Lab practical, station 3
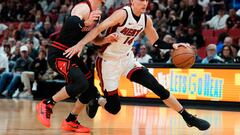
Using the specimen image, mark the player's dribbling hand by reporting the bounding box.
[63,44,84,59]
[105,33,119,43]
[173,43,190,49]
[85,9,102,26]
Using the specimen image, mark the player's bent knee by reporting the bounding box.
[104,94,121,115]
[78,84,98,104]
[105,102,121,115]
[66,79,89,97]
[78,91,90,104]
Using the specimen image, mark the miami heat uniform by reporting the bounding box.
[96,6,146,94]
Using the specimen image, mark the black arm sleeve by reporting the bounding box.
[153,39,174,49]
[64,16,85,30]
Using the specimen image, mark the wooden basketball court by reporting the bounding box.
[0,99,240,135]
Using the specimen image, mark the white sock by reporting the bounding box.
[98,97,107,107]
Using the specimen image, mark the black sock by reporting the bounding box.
[44,98,56,105]
[179,108,192,120]
[66,113,78,122]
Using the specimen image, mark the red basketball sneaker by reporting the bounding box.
[36,100,53,128]
[61,119,90,133]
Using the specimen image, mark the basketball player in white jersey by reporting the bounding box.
[64,0,210,131]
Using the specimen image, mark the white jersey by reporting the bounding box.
[100,6,146,60]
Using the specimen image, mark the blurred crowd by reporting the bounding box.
[0,0,240,99]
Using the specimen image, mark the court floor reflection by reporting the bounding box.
[0,99,239,135]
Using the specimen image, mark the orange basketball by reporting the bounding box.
[172,46,195,68]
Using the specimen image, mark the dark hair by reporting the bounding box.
[3,43,10,47]
[221,45,233,57]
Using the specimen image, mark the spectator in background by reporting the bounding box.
[35,13,44,31]
[3,43,12,60]
[154,34,176,63]
[198,0,210,10]
[177,0,187,23]
[15,2,24,21]
[8,37,16,54]
[49,8,58,24]
[134,32,148,54]
[149,47,165,63]
[223,36,238,57]
[136,45,152,64]
[40,0,55,15]
[153,10,167,30]
[226,8,240,29]
[202,3,212,22]
[0,52,9,75]
[26,41,39,60]
[166,10,180,35]
[0,40,7,53]
[15,22,26,40]
[2,42,17,72]
[164,0,177,18]
[157,0,166,11]
[0,45,33,97]
[186,0,204,28]
[166,49,174,63]
[202,44,223,64]
[181,25,204,48]
[18,50,48,98]
[220,45,235,63]
[132,46,137,57]
[57,5,68,24]
[0,1,16,21]
[40,21,55,39]
[191,44,202,63]
[10,44,21,62]
[23,30,40,50]
[148,1,159,18]
[174,27,184,43]
[0,23,8,36]
[210,1,224,16]
[203,6,229,29]
[40,38,49,52]
[216,32,229,53]
[236,9,240,16]
[3,23,15,39]
[237,38,240,57]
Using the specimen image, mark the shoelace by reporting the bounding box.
[190,114,197,120]
[45,105,53,118]
[72,120,81,128]
[185,114,197,126]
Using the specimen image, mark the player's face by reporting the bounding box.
[131,0,148,13]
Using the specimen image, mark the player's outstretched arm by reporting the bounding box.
[92,33,119,46]
[144,16,189,49]
[64,9,126,58]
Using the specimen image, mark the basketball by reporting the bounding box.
[172,46,195,68]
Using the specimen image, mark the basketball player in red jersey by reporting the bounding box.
[64,0,210,131]
[35,0,118,133]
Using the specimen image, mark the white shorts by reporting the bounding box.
[96,52,143,93]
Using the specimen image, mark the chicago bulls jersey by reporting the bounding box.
[100,6,146,60]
